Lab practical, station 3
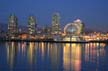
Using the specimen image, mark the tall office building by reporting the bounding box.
[28,16,37,36]
[52,13,61,34]
[8,14,18,38]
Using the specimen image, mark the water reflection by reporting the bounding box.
[6,42,18,69]
[1,42,108,71]
[82,43,107,71]
[63,43,82,71]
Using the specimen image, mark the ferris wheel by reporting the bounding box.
[64,22,82,35]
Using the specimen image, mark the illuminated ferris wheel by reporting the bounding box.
[64,19,84,35]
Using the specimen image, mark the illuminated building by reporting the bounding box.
[8,14,18,38]
[63,19,84,41]
[73,19,84,34]
[64,19,84,35]
[52,13,61,34]
[28,16,37,37]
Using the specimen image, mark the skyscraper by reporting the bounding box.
[52,13,61,34]
[8,14,18,38]
[28,16,37,37]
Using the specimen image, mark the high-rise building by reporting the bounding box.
[28,16,37,36]
[8,14,18,38]
[52,13,61,34]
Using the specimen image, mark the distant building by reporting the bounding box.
[0,25,1,35]
[63,19,85,41]
[64,19,84,36]
[42,26,51,35]
[28,16,37,37]
[73,19,85,34]
[52,13,61,34]
[8,14,18,38]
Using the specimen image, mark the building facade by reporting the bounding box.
[8,14,18,39]
[63,19,84,41]
[28,16,37,37]
[52,13,61,34]
[64,19,84,36]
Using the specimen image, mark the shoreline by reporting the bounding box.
[0,39,108,43]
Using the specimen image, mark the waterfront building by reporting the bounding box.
[73,19,84,34]
[28,16,37,38]
[52,13,61,35]
[8,14,18,39]
[63,19,84,41]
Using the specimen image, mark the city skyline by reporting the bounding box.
[0,0,108,32]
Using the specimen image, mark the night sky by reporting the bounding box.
[0,0,108,31]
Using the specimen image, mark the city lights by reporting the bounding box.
[0,13,108,42]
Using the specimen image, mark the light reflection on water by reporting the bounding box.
[0,42,108,71]
[63,43,82,71]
